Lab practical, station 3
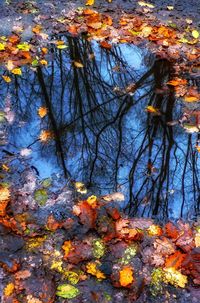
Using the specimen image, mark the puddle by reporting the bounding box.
[0,36,200,220]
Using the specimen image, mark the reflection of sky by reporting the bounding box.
[0,38,199,220]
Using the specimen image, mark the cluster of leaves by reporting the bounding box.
[0,182,200,302]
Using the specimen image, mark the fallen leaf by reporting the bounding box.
[192,30,199,39]
[119,266,134,287]
[86,0,95,5]
[56,284,80,299]
[11,68,22,76]
[165,251,186,269]
[74,61,84,68]
[138,1,154,8]
[145,105,161,115]
[4,282,15,297]
[2,75,11,82]
[86,261,106,279]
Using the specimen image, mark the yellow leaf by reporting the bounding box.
[74,182,87,194]
[195,232,200,247]
[138,1,154,8]
[86,0,95,5]
[167,6,174,10]
[119,266,134,287]
[196,146,200,153]
[17,43,30,51]
[192,30,199,39]
[38,107,47,118]
[11,68,22,76]
[86,261,106,279]
[87,195,97,207]
[2,75,11,83]
[145,105,160,115]
[57,45,68,50]
[184,96,199,102]
[4,283,15,296]
[2,164,9,172]
[164,268,187,288]
[74,61,84,68]
[147,224,162,236]
[0,42,6,51]
[40,59,48,65]
[0,186,10,202]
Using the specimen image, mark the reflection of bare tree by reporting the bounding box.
[1,36,200,220]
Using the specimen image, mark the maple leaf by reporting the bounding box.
[153,237,175,255]
[119,266,134,287]
[73,201,97,229]
[165,222,179,239]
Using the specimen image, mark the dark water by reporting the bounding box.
[0,36,200,220]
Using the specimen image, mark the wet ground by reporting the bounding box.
[0,2,200,303]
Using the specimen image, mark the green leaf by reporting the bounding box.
[34,189,48,206]
[41,178,52,188]
[0,111,6,123]
[56,284,80,299]
[32,59,39,67]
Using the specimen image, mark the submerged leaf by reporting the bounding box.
[34,189,48,206]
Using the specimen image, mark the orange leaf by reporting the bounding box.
[32,24,42,34]
[165,222,179,239]
[62,240,72,258]
[119,266,134,287]
[100,41,112,49]
[167,78,187,86]
[38,107,47,118]
[184,96,199,102]
[165,251,186,269]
